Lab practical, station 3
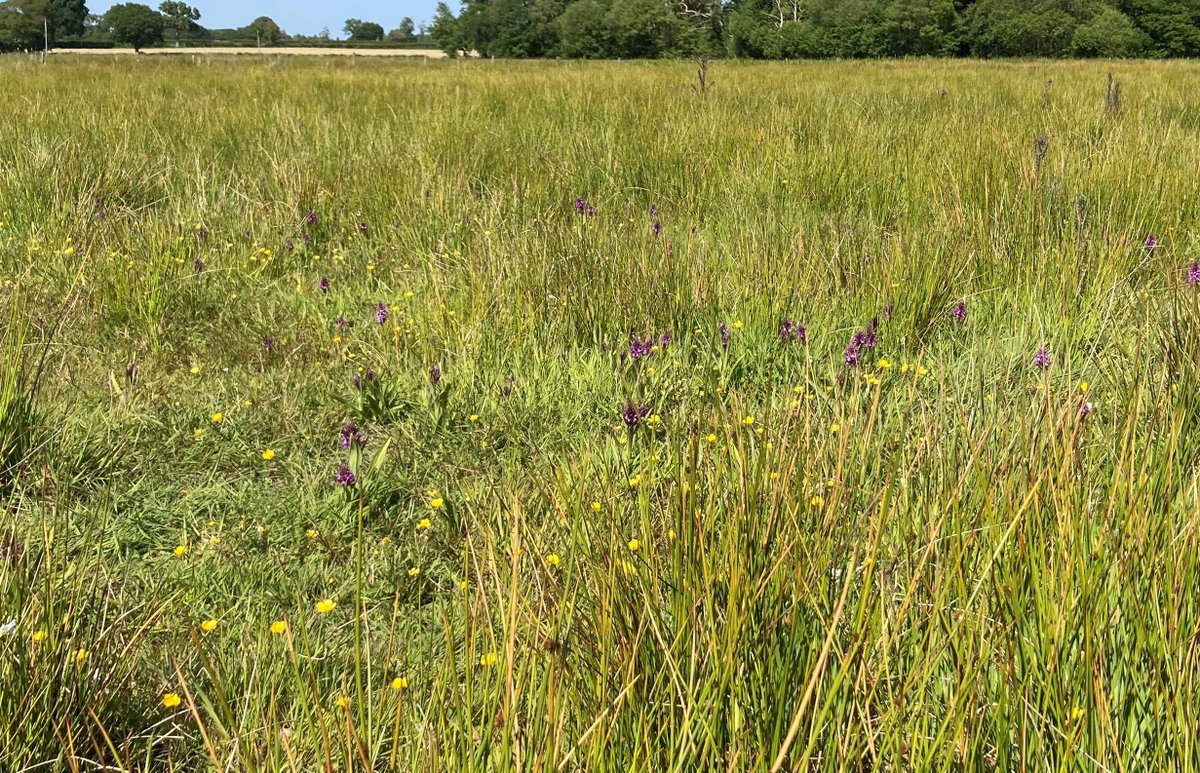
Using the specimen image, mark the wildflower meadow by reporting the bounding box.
[3,55,1200,770]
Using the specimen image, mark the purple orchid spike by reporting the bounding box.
[334,464,356,487]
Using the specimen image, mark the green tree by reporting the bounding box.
[102,1,162,51]
[555,0,609,56]
[244,15,283,44]
[604,0,687,57]
[1118,0,1200,56]
[1071,4,1148,55]
[429,1,465,54]
[343,18,385,40]
[964,0,1088,56]
[879,0,961,55]
[0,0,88,50]
[158,0,198,45]
[387,16,416,41]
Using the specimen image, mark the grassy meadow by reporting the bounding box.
[3,54,1200,770]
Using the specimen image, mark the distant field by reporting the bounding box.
[2,56,1200,771]
[53,46,450,57]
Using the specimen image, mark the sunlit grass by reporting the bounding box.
[1,54,1200,770]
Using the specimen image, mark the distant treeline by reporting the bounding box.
[429,0,1200,58]
[0,1,430,52]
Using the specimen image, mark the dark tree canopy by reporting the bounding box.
[343,18,385,40]
[429,0,1199,57]
[0,0,88,50]
[102,1,162,51]
[244,15,284,43]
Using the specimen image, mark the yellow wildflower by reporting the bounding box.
[161,693,181,709]
[391,676,407,690]
[261,449,275,461]
[269,620,287,635]
[200,619,218,633]
[315,599,336,614]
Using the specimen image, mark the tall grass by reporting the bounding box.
[1,54,1200,770]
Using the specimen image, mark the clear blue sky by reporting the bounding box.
[90,0,442,37]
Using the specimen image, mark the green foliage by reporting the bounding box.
[387,16,416,42]
[429,1,465,54]
[556,0,610,57]
[434,0,1199,58]
[604,0,688,57]
[1071,4,1148,55]
[0,0,87,50]
[1118,0,1200,56]
[158,0,199,45]
[101,1,162,51]
[243,14,284,44]
[343,17,385,41]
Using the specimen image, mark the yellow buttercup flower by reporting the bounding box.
[591,501,601,512]
[200,619,218,633]
[546,553,561,566]
[335,695,349,708]
[391,676,407,690]
[210,412,223,424]
[705,433,717,443]
[810,495,824,507]
[1079,381,1089,394]
[627,475,641,488]
[479,652,498,667]
[627,539,640,552]
[305,529,317,540]
[161,693,181,709]
[408,567,420,577]
[315,599,336,614]
[829,423,840,433]
[173,545,187,557]
[269,620,287,635]
[193,427,205,439]
[261,449,275,460]
[742,416,755,427]
[31,630,46,643]
[429,497,444,509]
[416,518,431,530]
[1070,706,1085,721]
